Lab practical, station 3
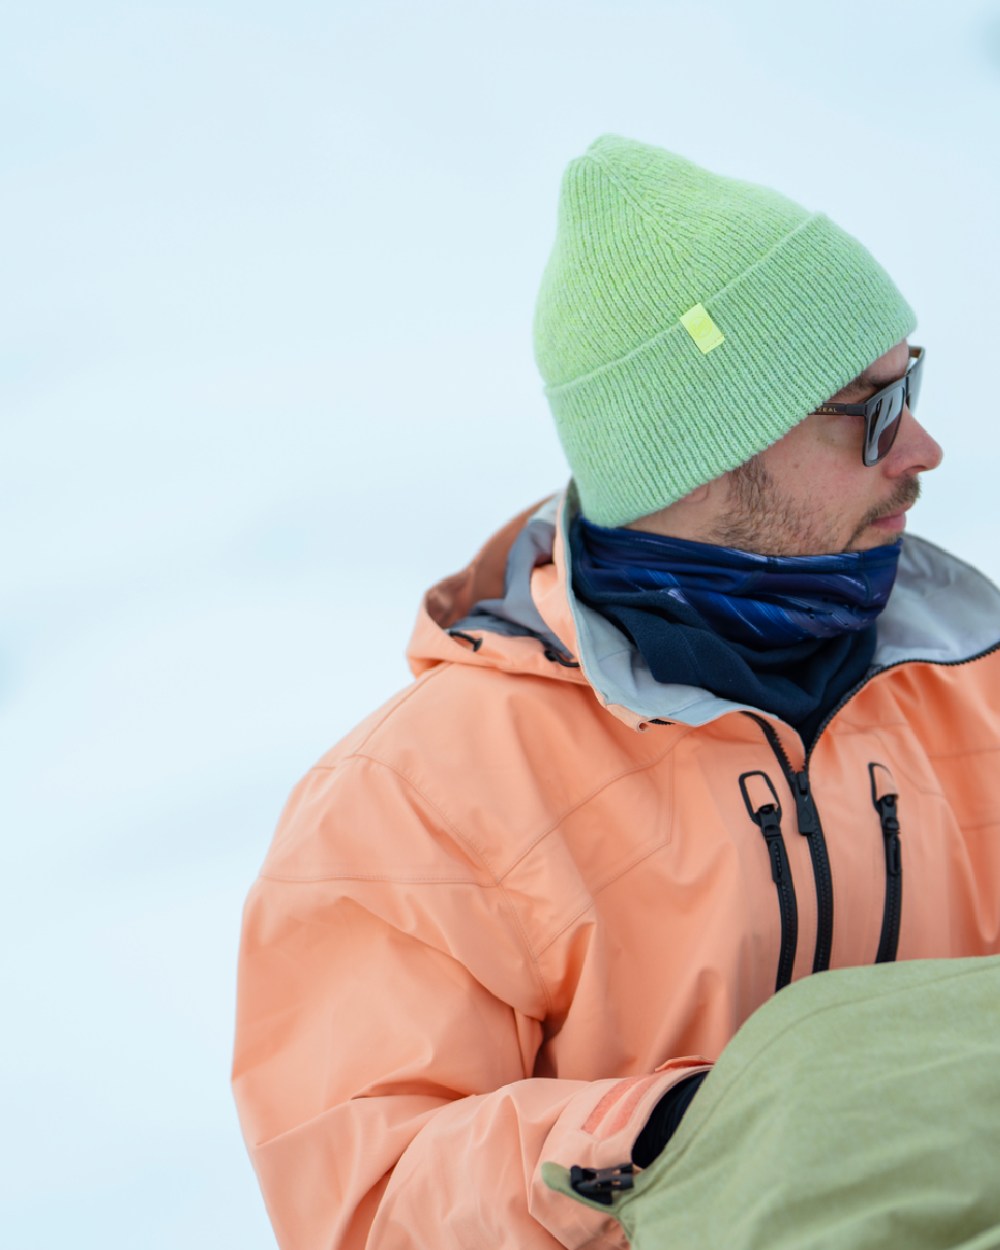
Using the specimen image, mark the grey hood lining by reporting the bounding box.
[450,497,570,660]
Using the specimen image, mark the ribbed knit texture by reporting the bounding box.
[534,136,917,527]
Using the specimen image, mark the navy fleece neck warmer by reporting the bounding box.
[570,517,901,744]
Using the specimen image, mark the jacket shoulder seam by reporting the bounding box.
[497,728,692,881]
[291,751,556,1015]
[343,664,453,756]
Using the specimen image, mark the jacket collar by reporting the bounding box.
[559,488,1000,730]
[409,485,1000,733]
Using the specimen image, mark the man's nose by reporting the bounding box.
[885,407,943,476]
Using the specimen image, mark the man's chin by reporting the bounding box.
[843,526,906,553]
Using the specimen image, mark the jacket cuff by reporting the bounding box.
[528,1058,712,1248]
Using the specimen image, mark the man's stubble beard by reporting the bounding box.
[710,455,922,557]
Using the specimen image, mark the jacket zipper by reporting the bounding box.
[746,715,834,974]
[869,763,902,962]
[803,641,1000,764]
[738,771,798,991]
[777,647,1000,966]
[655,645,1000,976]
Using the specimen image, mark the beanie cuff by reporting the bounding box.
[545,213,916,528]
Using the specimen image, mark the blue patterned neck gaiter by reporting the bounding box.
[573,517,901,648]
[570,516,902,743]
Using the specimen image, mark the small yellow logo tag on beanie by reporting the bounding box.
[680,303,725,355]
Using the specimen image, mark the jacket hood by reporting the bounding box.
[408,488,1000,732]
[406,497,588,690]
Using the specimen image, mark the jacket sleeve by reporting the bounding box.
[232,757,707,1250]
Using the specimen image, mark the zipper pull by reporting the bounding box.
[569,1163,635,1205]
[739,770,799,992]
[878,795,901,875]
[791,770,820,837]
[869,763,901,875]
[869,762,903,962]
[760,805,790,885]
[757,805,785,882]
[739,772,785,883]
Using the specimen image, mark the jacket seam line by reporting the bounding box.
[496,735,692,881]
[926,745,1000,762]
[248,1096,443,1153]
[259,869,490,885]
[332,752,555,1014]
[534,837,670,957]
[341,664,452,756]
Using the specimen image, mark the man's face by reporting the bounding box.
[708,340,943,557]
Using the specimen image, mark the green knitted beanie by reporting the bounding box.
[533,136,917,527]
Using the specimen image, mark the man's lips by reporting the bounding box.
[870,509,908,530]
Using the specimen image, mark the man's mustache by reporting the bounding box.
[864,476,922,527]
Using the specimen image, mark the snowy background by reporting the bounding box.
[4,1,999,1245]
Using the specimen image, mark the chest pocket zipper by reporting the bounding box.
[739,772,798,991]
[869,763,903,963]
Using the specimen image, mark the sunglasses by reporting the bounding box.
[812,346,925,466]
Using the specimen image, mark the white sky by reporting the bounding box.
[3,2,999,1245]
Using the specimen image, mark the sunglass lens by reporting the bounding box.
[906,358,922,413]
[870,389,904,463]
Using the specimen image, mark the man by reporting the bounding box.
[232,136,1000,1249]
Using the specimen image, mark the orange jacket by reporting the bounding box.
[233,492,1000,1249]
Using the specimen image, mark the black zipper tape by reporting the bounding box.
[739,771,798,991]
[869,762,902,963]
[745,716,834,974]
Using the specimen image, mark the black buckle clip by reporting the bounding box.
[569,1163,635,1206]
